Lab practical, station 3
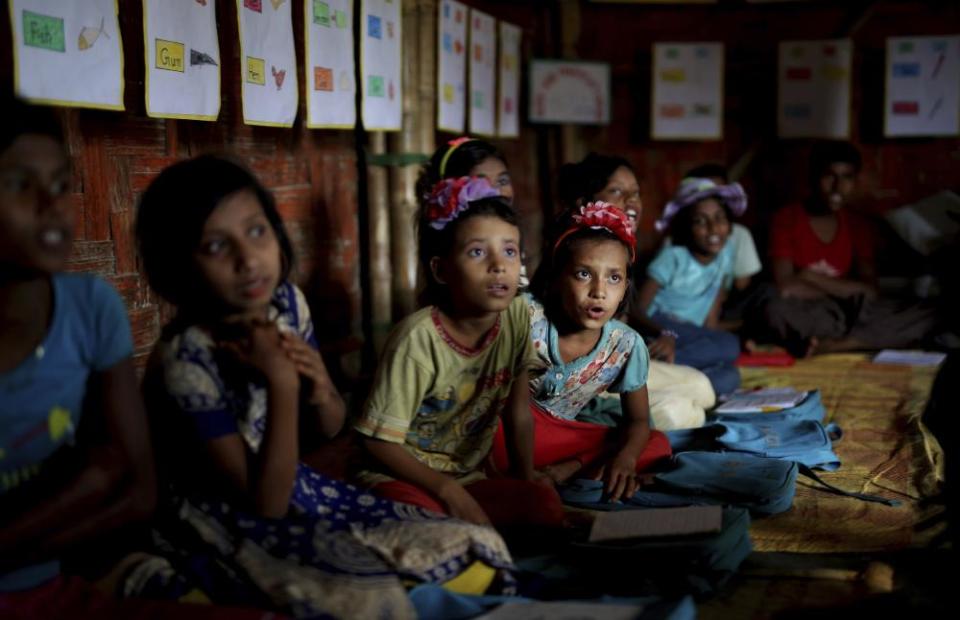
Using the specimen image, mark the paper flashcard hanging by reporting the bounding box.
[497,21,521,138]
[885,35,960,137]
[144,0,221,121]
[529,60,610,125]
[361,0,402,131]
[651,43,724,140]
[10,0,124,110]
[305,0,355,129]
[437,0,467,133]
[778,39,852,139]
[468,8,496,136]
[237,0,298,127]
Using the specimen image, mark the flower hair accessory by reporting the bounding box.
[425,176,501,230]
[438,136,476,177]
[554,201,637,262]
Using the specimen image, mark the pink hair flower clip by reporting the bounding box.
[425,176,500,230]
[555,201,637,261]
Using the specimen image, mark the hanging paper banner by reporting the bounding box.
[9,0,124,110]
[361,0,402,131]
[437,0,467,133]
[467,8,496,136]
[304,0,355,129]
[497,21,521,138]
[777,39,852,139]
[884,35,960,137]
[651,42,723,140]
[529,60,610,125]
[144,0,220,121]
[237,0,298,127]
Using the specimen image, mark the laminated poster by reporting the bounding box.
[467,8,496,136]
[651,42,723,140]
[304,0,355,128]
[529,60,610,125]
[10,0,124,110]
[144,0,221,121]
[437,0,467,133]
[237,0,299,127]
[885,35,960,137]
[497,20,521,138]
[361,0,402,131]
[778,39,852,139]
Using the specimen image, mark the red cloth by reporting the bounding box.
[489,402,672,473]
[0,576,279,620]
[373,478,566,527]
[769,202,873,278]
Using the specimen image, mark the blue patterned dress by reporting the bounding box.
[132,282,515,619]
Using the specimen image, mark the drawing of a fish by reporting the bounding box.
[78,17,108,51]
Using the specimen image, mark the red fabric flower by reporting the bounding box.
[556,201,637,260]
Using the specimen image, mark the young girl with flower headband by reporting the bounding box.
[634,177,746,396]
[490,203,672,500]
[416,136,514,204]
[354,176,564,528]
[134,156,517,616]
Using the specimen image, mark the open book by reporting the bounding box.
[714,387,808,414]
[873,350,947,367]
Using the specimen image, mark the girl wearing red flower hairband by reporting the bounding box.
[354,175,564,529]
[490,202,672,503]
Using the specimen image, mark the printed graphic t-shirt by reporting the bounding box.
[356,296,535,483]
[0,274,133,592]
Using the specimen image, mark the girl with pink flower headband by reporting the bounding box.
[490,202,672,502]
[353,174,565,529]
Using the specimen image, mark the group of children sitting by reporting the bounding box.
[0,96,941,618]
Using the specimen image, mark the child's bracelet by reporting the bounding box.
[659,329,679,341]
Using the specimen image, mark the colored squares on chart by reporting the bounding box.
[244,0,263,13]
[692,103,713,117]
[23,10,65,52]
[892,63,921,78]
[892,101,918,115]
[785,67,812,80]
[660,104,685,118]
[246,57,266,85]
[443,2,450,19]
[313,1,330,26]
[660,68,686,82]
[474,45,482,62]
[473,91,484,108]
[387,21,394,39]
[897,40,914,54]
[822,65,847,81]
[335,10,347,29]
[665,47,679,60]
[695,47,710,59]
[931,40,947,53]
[155,39,185,72]
[314,67,333,91]
[443,32,453,52]
[368,74,385,97]
[789,46,805,59]
[368,15,382,39]
[443,82,454,103]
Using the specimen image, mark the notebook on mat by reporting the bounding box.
[588,505,723,543]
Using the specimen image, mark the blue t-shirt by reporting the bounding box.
[646,243,735,327]
[0,273,133,592]
[526,294,649,422]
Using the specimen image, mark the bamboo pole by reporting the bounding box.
[386,0,426,319]
[367,131,392,354]
[559,0,584,165]
[415,0,438,299]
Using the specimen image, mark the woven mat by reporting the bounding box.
[740,353,946,553]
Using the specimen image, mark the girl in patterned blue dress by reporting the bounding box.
[132,155,515,619]
[491,203,672,502]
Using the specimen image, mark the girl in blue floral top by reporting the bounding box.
[492,203,672,502]
[134,155,515,618]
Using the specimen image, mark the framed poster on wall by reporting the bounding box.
[529,60,610,125]
[651,42,723,140]
[10,0,124,110]
[884,35,960,137]
[144,0,221,121]
[777,39,852,139]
